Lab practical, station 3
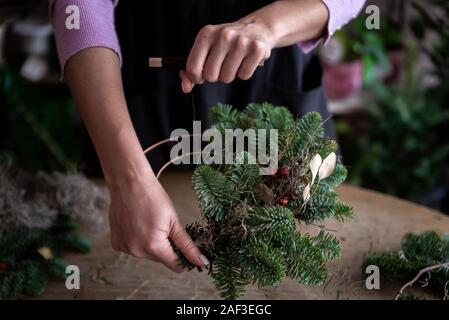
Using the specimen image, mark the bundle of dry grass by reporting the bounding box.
[0,163,109,239]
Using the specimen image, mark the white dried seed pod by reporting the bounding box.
[310,154,322,185]
[319,152,337,181]
[303,184,311,202]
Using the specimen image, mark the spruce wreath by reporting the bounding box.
[144,102,353,300]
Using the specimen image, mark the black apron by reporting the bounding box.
[115,0,334,171]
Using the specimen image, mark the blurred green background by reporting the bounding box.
[322,0,449,212]
[0,0,448,213]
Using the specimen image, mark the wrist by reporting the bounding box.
[104,162,157,196]
[237,17,279,49]
[95,122,155,190]
[238,1,286,49]
[101,142,156,192]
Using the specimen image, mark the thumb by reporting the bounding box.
[180,70,195,94]
[170,219,209,268]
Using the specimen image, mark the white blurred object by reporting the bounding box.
[13,20,52,56]
[20,55,48,82]
[327,93,365,115]
[319,37,344,65]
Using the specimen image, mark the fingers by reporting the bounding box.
[111,222,208,273]
[202,28,235,82]
[186,24,216,84]
[130,241,185,273]
[110,222,185,273]
[238,40,267,80]
[108,180,206,274]
[180,70,195,94]
[170,219,210,268]
[148,239,186,273]
[182,23,271,92]
[220,37,248,84]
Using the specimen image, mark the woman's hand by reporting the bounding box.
[180,20,275,93]
[179,0,330,93]
[108,171,210,273]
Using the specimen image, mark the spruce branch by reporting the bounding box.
[0,214,91,299]
[150,103,353,299]
[364,231,449,300]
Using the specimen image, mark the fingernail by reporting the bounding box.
[176,266,185,273]
[199,254,210,267]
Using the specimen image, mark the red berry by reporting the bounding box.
[289,192,298,200]
[277,167,289,177]
[0,262,7,271]
[278,198,289,206]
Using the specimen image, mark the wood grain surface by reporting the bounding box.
[36,172,449,300]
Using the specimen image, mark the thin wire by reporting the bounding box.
[191,89,196,121]
[144,87,200,179]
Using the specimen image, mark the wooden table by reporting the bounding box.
[38,172,449,300]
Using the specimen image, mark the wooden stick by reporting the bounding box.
[395,262,449,300]
[143,134,203,155]
[156,151,203,179]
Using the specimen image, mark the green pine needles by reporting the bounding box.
[0,214,91,299]
[179,102,353,299]
[364,231,449,300]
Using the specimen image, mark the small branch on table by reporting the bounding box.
[395,262,449,300]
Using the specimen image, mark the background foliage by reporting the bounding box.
[364,231,449,300]
[0,69,81,172]
[334,0,449,210]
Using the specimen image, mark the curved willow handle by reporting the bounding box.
[143,133,203,179]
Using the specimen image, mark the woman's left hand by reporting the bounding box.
[180,21,275,93]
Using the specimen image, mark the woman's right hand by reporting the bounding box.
[108,171,210,273]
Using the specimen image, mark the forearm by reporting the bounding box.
[240,0,329,48]
[65,48,154,187]
[65,47,206,270]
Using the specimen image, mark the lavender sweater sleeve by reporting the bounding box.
[299,0,366,52]
[49,0,366,73]
[49,0,121,75]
